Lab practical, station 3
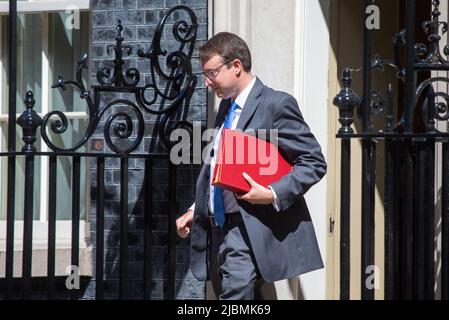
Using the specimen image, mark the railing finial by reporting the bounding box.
[333,68,361,135]
[17,91,43,152]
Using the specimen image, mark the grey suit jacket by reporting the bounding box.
[190,78,327,283]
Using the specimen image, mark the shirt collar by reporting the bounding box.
[234,76,256,110]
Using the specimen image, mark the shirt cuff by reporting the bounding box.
[268,186,281,212]
[188,203,195,212]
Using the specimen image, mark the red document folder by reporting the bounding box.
[212,129,293,194]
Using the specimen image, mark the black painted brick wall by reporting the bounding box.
[84,0,208,299]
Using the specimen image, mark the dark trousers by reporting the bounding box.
[207,219,264,300]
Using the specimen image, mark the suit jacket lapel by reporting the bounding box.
[213,77,265,130]
[236,77,264,131]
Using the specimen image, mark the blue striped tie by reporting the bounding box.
[213,101,239,228]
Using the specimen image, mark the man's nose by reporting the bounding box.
[204,76,213,87]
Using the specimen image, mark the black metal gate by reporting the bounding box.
[334,0,449,300]
[1,2,199,300]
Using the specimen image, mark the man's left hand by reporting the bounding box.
[235,172,274,205]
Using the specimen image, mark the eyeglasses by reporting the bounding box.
[203,58,233,80]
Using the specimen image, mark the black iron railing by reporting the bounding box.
[1,1,198,300]
[334,0,449,300]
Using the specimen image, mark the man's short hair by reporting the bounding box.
[198,32,252,72]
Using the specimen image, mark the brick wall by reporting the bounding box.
[86,0,208,299]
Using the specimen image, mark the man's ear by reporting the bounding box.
[233,59,243,76]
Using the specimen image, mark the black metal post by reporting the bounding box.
[167,162,177,299]
[402,140,414,299]
[392,141,401,299]
[424,88,436,299]
[424,139,435,299]
[340,138,351,300]
[442,142,449,299]
[403,6,416,297]
[21,155,35,299]
[17,91,42,300]
[362,0,374,132]
[361,139,376,300]
[414,141,425,299]
[47,155,57,299]
[361,1,376,298]
[96,157,105,300]
[119,157,129,299]
[144,158,154,299]
[384,139,395,299]
[8,0,17,149]
[333,68,359,300]
[71,156,81,299]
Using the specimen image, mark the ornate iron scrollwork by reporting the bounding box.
[334,0,449,136]
[43,54,96,152]
[96,21,140,87]
[416,0,449,65]
[136,5,198,151]
[25,5,198,154]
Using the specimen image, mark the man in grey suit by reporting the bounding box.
[176,32,326,300]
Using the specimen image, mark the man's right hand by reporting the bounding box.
[176,209,194,238]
